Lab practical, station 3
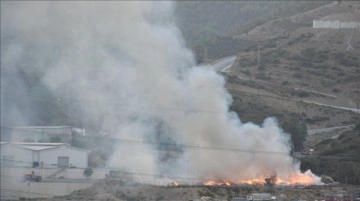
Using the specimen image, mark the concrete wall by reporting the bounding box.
[1,144,88,168]
[9,132,71,143]
[39,146,88,168]
[1,167,108,179]
[1,144,34,167]
[313,20,360,29]
[2,126,85,143]
[1,167,94,200]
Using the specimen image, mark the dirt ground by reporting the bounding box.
[0,176,94,201]
[17,179,360,201]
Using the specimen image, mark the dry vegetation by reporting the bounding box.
[20,179,360,201]
[219,1,360,185]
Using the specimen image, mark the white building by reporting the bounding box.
[313,20,360,29]
[0,142,89,168]
[313,13,360,29]
[2,126,86,143]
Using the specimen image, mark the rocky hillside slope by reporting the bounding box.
[222,1,359,128]
[217,1,360,184]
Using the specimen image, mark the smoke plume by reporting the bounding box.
[1,1,319,184]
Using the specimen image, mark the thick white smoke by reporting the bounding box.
[1,1,318,183]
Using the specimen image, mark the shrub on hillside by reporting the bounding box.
[355,122,360,131]
[290,90,310,98]
[333,162,360,184]
[306,116,330,124]
[292,72,303,78]
[280,114,307,152]
[83,168,93,178]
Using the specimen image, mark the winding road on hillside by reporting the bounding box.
[207,56,360,114]
[307,125,354,135]
[204,55,237,73]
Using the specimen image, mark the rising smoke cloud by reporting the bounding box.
[1,1,319,183]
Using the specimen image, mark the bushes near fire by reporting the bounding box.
[230,95,307,152]
[301,159,360,185]
[300,127,360,185]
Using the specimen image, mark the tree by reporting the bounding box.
[281,113,307,152]
[333,162,360,184]
[300,158,319,173]
[83,168,93,178]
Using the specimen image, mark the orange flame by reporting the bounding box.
[203,180,232,186]
[239,178,265,185]
[277,173,316,185]
[203,173,318,186]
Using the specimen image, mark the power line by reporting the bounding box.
[1,127,290,156]
[78,135,290,155]
[2,126,360,160]
[1,160,360,194]
[55,96,225,114]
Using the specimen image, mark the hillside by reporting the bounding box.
[213,1,360,184]
[226,1,359,121]
[1,0,359,185]
[302,125,360,184]
[175,1,328,58]
[0,1,334,129]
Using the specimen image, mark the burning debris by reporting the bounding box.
[203,180,232,186]
[265,175,277,186]
[202,172,319,187]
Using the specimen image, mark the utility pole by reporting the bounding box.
[257,44,261,67]
[328,54,332,68]
[204,46,208,63]
[358,37,360,109]
[357,57,360,109]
